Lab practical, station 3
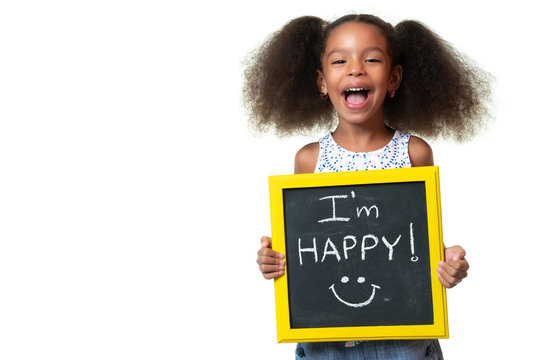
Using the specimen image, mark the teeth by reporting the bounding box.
[347,88,368,92]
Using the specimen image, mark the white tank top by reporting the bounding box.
[314,130,412,173]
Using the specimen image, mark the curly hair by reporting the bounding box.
[242,14,492,141]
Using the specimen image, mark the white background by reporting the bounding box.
[1,1,538,358]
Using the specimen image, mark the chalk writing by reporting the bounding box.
[343,235,356,260]
[381,235,401,261]
[318,195,350,223]
[321,238,341,262]
[297,223,416,265]
[318,193,381,223]
[357,205,379,219]
[298,238,317,265]
[410,222,419,262]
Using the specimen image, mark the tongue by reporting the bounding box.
[347,92,367,105]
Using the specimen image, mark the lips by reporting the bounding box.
[342,87,370,109]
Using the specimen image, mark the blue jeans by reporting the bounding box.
[295,340,443,359]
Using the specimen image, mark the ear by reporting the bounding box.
[317,69,327,95]
[388,65,402,92]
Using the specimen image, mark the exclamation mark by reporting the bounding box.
[410,222,419,262]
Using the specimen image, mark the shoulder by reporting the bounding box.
[294,142,319,174]
[408,135,434,167]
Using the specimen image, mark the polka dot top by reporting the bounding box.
[314,130,412,173]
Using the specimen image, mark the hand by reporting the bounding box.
[437,245,469,288]
[256,236,285,280]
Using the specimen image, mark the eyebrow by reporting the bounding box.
[326,47,385,58]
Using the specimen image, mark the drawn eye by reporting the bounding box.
[341,276,366,284]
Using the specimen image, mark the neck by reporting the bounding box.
[332,117,394,153]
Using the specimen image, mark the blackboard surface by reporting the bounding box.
[283,181,433,329]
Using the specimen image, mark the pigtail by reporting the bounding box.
[386,21,492,141]
[243,16,335,136]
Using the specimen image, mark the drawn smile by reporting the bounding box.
[329,276,381,308]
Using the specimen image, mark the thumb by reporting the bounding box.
[260,236,272,249]
[446,245,466,261]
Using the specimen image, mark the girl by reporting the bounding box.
[245,14,491,359]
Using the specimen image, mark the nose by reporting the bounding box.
[348,68,364,77]
[348,60,365,77]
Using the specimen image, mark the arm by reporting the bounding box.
[294,142,319,174]
[257,142,319,279]
[409,136,469,288]
[408,135,434,167]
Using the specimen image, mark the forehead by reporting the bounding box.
[324,22,389,54]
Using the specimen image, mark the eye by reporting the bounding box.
[331,60,346,65]
[365,59,382,63]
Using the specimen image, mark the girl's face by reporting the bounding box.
[318,22,401,128]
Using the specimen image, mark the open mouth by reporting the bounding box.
[344,88,370,105]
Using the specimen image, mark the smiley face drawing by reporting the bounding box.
[329,276,381,308]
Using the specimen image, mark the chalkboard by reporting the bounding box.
[268,167,447,343]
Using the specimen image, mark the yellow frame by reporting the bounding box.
[268,166,448,343]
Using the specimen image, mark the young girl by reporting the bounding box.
[245,13,491,359]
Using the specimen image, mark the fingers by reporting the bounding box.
[437,257,469,288]
[437,245,469,288]
[259,266,285,280]
[257,236,285,280]
[257,248,285,279]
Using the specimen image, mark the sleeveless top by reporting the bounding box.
[314,130,412,173]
